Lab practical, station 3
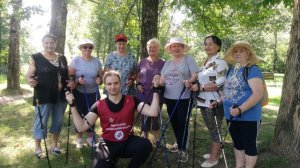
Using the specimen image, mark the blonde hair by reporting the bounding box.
[103,70,121,84]
[224,41,260,65]
[147,38,160,48]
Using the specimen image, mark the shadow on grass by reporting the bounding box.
[0,97,294,168]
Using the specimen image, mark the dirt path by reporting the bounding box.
[0,84,33,105]
[0,93,32,105]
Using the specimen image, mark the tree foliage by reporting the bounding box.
[0,0,9,68]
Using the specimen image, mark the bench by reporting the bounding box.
[262,72,275,80]
[262,72,275,86]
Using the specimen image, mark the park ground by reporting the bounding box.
[0,74,299,168]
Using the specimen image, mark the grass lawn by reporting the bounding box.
[0,74,294,168]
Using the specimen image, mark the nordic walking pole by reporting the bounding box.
[80,74,95,159]
[210,100,228,168]
[32,75,51,168]
[177,91,194,167]
[66,75,74,164]
[149,86,187,167]
[192,92,198,168]
[36,98,51,168]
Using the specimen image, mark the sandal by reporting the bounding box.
[34,151,45,159]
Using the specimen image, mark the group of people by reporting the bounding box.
[26,33,264,168]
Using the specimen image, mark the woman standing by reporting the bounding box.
[160,37,198,162]
[26,33,68,158]
[190,35,228,167]
[104,34,137,95]
[68,39,102,149]
[136,38,165,145]
[223,41,263,168]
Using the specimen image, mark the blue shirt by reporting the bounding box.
[223,65,263,121]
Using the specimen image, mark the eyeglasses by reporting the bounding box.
[82,45,94,50]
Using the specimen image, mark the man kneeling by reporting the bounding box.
[66,70,160,168]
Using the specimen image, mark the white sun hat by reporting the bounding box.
[77,39,95,49]
[164,37,190,54]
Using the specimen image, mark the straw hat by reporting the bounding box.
[164,37,190,54]
[224,41,260,64]
[77,39,95,49]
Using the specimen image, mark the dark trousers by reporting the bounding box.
[93,135,152,168]
[165,98,191,150]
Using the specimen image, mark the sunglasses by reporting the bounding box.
[82,45,94,50]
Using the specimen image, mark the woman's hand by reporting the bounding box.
[28,76,37,88]
[126,78,134,87]
[67,79,76,90]
[78,75,85,85]
[136,83,144,93]
[152,75,160,87]
[230,106,241,117]
[209,100,218,109]
[96,76,102,85]
[65,91,75,104]
[184,80,192,90]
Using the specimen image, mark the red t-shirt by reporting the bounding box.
[96,96,136,142]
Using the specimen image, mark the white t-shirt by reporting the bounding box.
[197,54,228,107]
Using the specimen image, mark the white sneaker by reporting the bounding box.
[86,137,93,147]
[178,151,188,162]
[202,153,223,159]
[201,160,218,168]
[76,138,83,149]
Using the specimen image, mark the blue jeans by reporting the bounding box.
[33,97,67,139]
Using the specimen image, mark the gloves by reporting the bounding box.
[95,138,110,161]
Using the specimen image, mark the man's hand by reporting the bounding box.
[96,138,110,161]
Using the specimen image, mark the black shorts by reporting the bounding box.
[73,89,99,133]
[228,120,261,156]
[140,103,163,132]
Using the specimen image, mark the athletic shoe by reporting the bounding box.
[86,137,93,147]
[178,151,188,162]
[202,153,223,159]
[51,147,62,156]
[201,160,218,168]
[169,142,179,153]
[76,138,83,149]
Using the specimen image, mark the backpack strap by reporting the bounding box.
[243,64,258,84]
[226,65,232,77]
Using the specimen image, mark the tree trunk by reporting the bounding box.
[141,0,159,58]
[273,31,277,72]
[50,0,68,54]
[7,0,21,90]
[272,0,300,160]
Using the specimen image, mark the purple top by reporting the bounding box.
[137,58,165,104]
